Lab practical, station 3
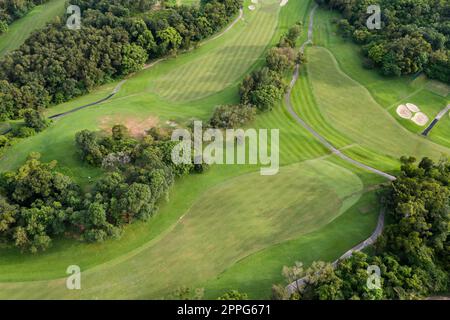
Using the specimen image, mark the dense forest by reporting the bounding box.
[0,0,242,120]
[316,0,450,84]
[274,157,450,300]
[0,0,51,33]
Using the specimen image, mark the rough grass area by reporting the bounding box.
[0,0,66,57]
[153,1,280,102]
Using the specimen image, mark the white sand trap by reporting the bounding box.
[396,105,412,119]
[251,0,258,3]
[280,0,288,6]
[406,103,420,113]
[248,5,256,10]
[411,112,429,126]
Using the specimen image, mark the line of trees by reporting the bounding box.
[273,157,449,300]
[0,0,51,34]
[0,0,242,120]
[0,125,206,253]
[316,0,450,83]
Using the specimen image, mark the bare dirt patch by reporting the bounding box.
[99,115,159,138]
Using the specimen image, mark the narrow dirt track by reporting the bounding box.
[285,3,395,295]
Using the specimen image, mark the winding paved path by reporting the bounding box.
[285,3,394,295]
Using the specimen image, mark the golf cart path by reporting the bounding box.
[422,104,450,136]
[285,3,391,295]
[46,8,244,120]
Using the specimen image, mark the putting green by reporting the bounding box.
[203,187,380,299]
[0,0,66,57]
[0,159,363,299]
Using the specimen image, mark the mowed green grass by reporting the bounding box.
[178,0,200,5]
[0,0,66,57]
[301,46,448,169]
[149,1,280,102]
[0,160,364,299]
[203,186,380,299]
[313,8,450,149]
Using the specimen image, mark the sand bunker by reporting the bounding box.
[406,103,420,113]
[99,115,159,138]
[396,102,429,126]
[411,112,429,126]
[248,5,256,10]
[396,105,412,119]
[280,0,288,6]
